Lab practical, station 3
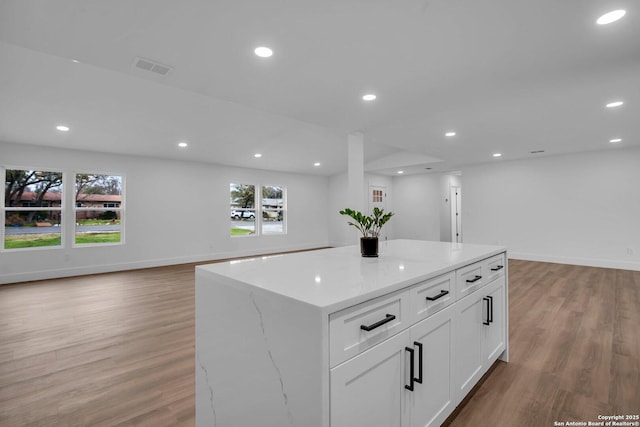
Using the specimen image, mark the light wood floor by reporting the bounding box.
[1,259,638,426]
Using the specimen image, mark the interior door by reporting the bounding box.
[450,186,462,243]
[369,185,388,240]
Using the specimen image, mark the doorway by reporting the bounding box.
[450,186,462,243]
[369,185,388,241]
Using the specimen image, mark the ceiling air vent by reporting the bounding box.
[133,57,172,76]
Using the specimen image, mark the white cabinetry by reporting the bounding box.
[195,240,508,427]
[331,330,410,427]
[454,275,506,403]
[407,304,455,427]
[331,304,455,427]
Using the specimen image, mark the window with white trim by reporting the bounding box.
[3,168,63,250]
[261,185,286,235]
[74,173,124,245]
[230,183,256,236]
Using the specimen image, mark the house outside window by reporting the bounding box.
[3,168,63,250]
[74,173,124,245]
[230,183,256,236]
[261,185,285,235]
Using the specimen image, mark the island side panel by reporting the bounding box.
[195,268,328,427]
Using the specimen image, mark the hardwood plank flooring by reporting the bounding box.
[1,259,639,426]
[445,260,640,426]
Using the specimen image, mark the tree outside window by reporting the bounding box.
[230,183,256,236]
[75,174,123,245]
[3,169,63,250]
[261,185,285,234]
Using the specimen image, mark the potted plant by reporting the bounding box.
[339,207,394,257]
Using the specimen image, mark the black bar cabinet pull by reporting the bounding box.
[488,296,493,323]
[413,341,423,384]
[426,290,449,301]
[405,347,415,391]
[483,297,491,325]
[466,275,482,283]
[360,314,396,331]
[491,265,504,272]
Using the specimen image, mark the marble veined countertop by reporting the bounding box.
[196,239,506,313]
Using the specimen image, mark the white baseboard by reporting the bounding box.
[508,251,640,272]
[0,242,331,285]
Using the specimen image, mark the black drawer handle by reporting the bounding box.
[405,346,415,391]
[413,341,423,384]
[466,275,482,283]
[490,265,504,272]
[483,295,494,325]
[488,295,493,323]
[426,290,449,301]
[360,314,396,331]
[483,297,491,325]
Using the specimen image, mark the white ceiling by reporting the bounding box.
[0,0,638,176]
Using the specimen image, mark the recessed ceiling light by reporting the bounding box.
[397,170,404,174]
[606,101,624,108]
[609,138,622,143]
[254,47,273,58]
[596,9,626,25]
[71,59,79,63]
[254,153,262,158]
[313,162,321,167]
[178,141,188,148]
[362,94,377,101]
[493,153,502,157]
[56,125,69,132]
[445,132,456,137]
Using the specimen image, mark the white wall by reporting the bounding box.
[1,142,330,283]
[328,172,394,247]
[391,173,441,241]
[462,147,640,271]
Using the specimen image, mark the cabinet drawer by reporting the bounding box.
[330,290,409,367]
[456,260,487,299]
[484,253,506,283]
[411,272,455,321]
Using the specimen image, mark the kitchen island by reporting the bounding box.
[196,239,508,427]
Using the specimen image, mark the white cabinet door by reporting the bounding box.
[483,277,506,366]
[453,290,484,404]
[331,329,410,427]
[408,304,455,427]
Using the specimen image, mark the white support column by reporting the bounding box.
[347,132,365,213]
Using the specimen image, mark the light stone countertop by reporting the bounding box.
[196,239,506,313]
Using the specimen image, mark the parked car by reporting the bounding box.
[231,209,255,219]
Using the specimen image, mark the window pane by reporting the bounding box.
[4,211,62,249]
[5,169,63,208]
[262,185,285,234]
[4,169,63,250]
[75,174,123,245]
[75,211,121,245]
[230,183,255,236]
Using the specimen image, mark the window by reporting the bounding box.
[3,169,63,250]
[74,173,123,245]
[229,183,287,237]
[230,183,256,236]
[261,185,285,234]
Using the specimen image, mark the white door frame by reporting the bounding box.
[450,186,462,243]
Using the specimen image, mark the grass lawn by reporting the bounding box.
[231,227,254,236]
[4,232,121,248]
[75,232,121,244]
[4,233,62,249]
